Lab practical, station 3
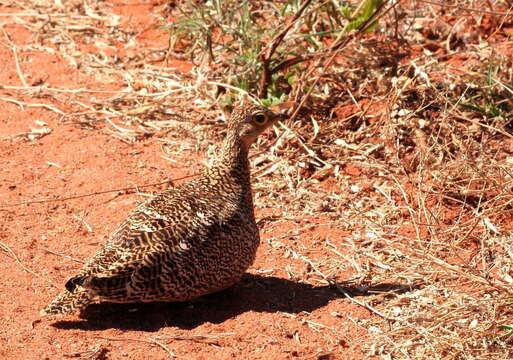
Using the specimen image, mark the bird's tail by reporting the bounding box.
[40,287,95,315]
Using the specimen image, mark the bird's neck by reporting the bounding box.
[208,131,251,183]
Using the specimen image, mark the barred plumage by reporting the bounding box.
[41,104,287,315]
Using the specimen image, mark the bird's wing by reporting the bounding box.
[65,222,192,296]
[65,191,195,293]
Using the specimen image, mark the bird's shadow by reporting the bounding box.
[51,274,418,332]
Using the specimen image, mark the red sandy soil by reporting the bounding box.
[0,1,371,359]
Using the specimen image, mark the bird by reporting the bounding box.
[41,103,288,315]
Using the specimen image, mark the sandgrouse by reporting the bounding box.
[41,104,288,315]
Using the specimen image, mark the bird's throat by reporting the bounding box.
[209,132,252,184]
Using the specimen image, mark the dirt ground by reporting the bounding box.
[0,1,370,359]
[0,80,369,358]
[1,0,513,359]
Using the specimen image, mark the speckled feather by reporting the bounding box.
[41,104,287,315]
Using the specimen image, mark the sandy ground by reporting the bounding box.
[0,1,372,358]
[2,0,513,359]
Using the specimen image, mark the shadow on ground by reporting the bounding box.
[51,274,417,332]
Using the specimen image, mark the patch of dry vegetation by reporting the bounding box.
[2,0,513,358]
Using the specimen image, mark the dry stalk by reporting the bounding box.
[0,241,57,288]
[41,248,84,264]
[418,0,513,15]
[93,336,177,358]
[257,0,314,98]
[0,177,195,208]
[0,97,66,115]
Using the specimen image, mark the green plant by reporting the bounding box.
[455,58,513,130]
[161,0,386,104]
[498,325,513,338]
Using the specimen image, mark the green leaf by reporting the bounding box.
[344,0,383,33]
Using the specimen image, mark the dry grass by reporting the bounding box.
[2,0,513,358]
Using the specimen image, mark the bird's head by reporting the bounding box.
[227,104,289,149]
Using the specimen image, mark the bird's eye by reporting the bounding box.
[253,112,269,125]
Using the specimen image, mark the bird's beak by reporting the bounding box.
[270,101,294,120]
[278,112,289,120]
